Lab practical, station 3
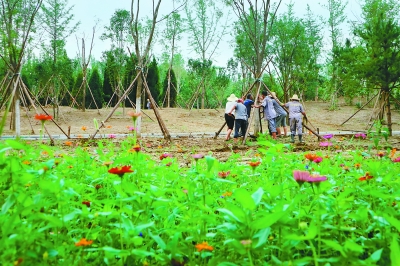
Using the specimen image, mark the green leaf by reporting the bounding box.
[132,236,143,246]
[149,231,167,250]
[390,237,400,265]
[218,208,241,223]
[234,188,256,210]
[384,215,400,232]
[321,240,346,257]
[1,194,16,214]
[102,246,130,256]
[369,248,383,262]
[251,187,264,207]
[131,249,155,257]
[344,240,363,253]
[6,140,26,150]
[250,211,285,230]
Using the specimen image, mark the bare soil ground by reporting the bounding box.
[2,100,400,162]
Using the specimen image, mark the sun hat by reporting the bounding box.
[290,94,300,101]
[227,93,238,102]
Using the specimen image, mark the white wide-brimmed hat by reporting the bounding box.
[227,93,238,102]
[290,94,300,101]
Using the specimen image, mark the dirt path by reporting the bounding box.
[2,101,399,164]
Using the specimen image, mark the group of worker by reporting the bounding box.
[224,91,307,143]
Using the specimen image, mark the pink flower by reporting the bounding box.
[355,133,367,139]
[108,134,116,139]
[313,157,323,164]
[323,134,334,139]
[128,126,136,131]
[308,174,327,183]
[192,154,204,160]
[293,170,311,186]
[319,142,332,147]
[392,157,400,163]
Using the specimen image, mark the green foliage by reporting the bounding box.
[0,136,399,265]
[160,68,178,107]
[86,67,103,109]
[146,57,160,105]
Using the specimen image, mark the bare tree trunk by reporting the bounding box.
[386,90,392,136]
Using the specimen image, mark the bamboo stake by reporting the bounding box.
[142,72,171,141]
[90,71,141,139]
[340,91,379,126]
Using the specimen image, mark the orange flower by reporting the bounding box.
[108,165,134,177]
[81,126,87,131]
[305,153,318,161]
[132,144,141,152]
[127,110,141,121]
[390,148,397,158]
[222,191,232,197]
[106,125,112,129]
[22,160,31,165]
[354,163,361,169]
[248,161,261,169]
[13,258,23,266]
[195,241,214,252]
[65,141,73,147]
[102,161,113,167]
[34,114,52,121]
[75,238,93,247]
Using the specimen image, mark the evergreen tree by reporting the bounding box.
[161,68,178,107]
[87,68,103,109]
[146,57,160,105]
[124,54,137,107]
[102,54,115,106]
[72,72,83,109]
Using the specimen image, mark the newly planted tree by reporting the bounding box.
[185,0,229,109]
[225,0,282,134]
[0,0,43,135]
[39,0,79,118]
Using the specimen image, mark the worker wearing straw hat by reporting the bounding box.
[284,94,307,143]
[224,93,238,141]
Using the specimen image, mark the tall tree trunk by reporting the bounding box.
[386,90,392,136]
[136,69,143,137]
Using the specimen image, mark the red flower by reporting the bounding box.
[160,153,173,160]
[218,171,230,179]
[132,144,141,152]
[95,184,102,190]
[75,238,93,247]
[359,172,373,181]
[82,201,91,207]
[248,161,261,169]
[34,114,53,121]
[108,166,134,177]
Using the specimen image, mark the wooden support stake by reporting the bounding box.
[142,73,171,141]
[90,71,141,139]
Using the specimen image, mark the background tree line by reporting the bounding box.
[1,0,400,127]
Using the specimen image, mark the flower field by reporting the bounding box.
[1,132,400,266]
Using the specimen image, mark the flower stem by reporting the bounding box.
[247,249,254,266]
